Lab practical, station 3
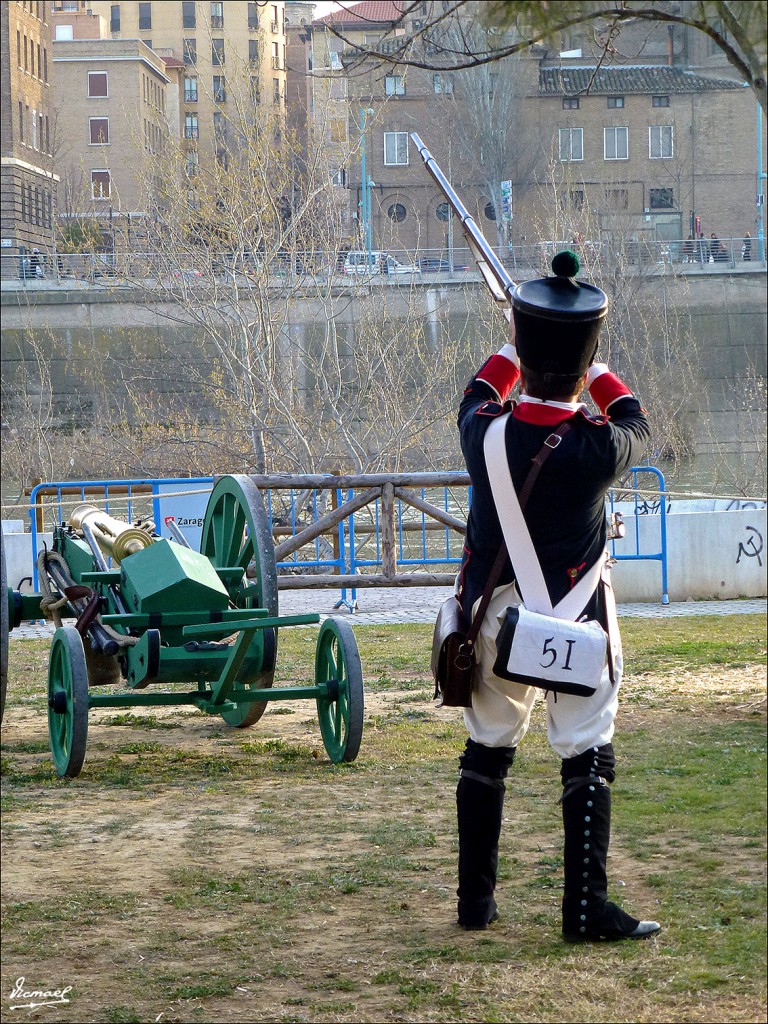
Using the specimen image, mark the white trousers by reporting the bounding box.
[462,583,621,759]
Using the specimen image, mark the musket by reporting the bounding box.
[410,132,516,322]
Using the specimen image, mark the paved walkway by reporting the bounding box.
[9,586,766,638]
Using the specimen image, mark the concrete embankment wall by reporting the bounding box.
[1,267,766,459]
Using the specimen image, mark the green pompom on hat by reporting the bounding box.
[511,250,608,377]
[551,249,580,278]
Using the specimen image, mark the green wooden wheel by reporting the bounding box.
[200,475,278,727]
[315,618,364,764]
[1,533,8,724]
[47,626,89,779]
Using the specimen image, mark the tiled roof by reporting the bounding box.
[314,1,404,27]
[540,64,746,95]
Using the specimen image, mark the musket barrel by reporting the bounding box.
[410,132,517,314]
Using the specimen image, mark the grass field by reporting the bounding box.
[1,614,766,1023]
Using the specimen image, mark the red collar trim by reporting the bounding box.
[513,403,579,426]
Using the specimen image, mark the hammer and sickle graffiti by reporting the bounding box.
[736,526,764,567]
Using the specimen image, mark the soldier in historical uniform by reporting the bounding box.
[454,250,661,942]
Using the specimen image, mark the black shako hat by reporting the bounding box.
[512,250,608,377]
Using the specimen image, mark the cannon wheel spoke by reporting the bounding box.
[47,626,89,779]
[200,475,278,727]
[315,618,364,763]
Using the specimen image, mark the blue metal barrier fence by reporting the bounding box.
[27,468,668,604]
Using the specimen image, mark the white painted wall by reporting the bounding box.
[611,509,767,602]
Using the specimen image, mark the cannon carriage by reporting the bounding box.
[1,475,364,777]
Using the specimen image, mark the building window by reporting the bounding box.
[331,167,346,186]
[649,188,674,209]
[213,75,226,102]
[604,126,628,160]
[558,126,583,161]
[384,131,409,165]
[271,40,281,68]
[183,38,197,64]
[184,76,197,102]
[605,188,629,210]
[91,170,111,200]
[649,124,673,159]
[569,189,585,210]
[385,75,405,96]
[31,108,38,150]
[18,100,24,143]
[110,4,121,32]
[250,76,261,103]
[89,117,110,144]
[432,73,453,94]
[607,96,624,108]
[562,96,579,109]
[272,78,281,104]
[210,2,224,28]
[388,203,407,222]
[484,202,496,221]
[88,71,108,97]
[138,2,151,31]
[43,46,47,81]
[185,112,199,138]
[212,38,225,66]
[652,95,670,107]
[249,39,260,64]
[185,150,199,176]
[436,202,450,222]
[182,1,195,28]
[248,3,260,30]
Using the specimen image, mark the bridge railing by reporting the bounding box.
[3,238,762,286]
[26,469,668,605]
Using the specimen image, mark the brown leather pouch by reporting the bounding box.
[431,596,475,707]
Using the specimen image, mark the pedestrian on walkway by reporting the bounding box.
[453,249,661,942]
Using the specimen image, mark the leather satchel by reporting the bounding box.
[431,596,474,707]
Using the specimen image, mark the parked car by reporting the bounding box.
[343,250,420,276]
[415,257,470,273]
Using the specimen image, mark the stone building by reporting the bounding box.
[0,1,58,276]
[310,0,765,257]
[51,35,179,247]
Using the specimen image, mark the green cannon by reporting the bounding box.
[0,475,364,777]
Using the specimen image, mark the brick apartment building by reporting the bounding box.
[1,1,58,274]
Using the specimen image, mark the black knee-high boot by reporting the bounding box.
[456,739,515,930]
[561,745,661,942]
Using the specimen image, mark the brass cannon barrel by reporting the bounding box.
[69,504,156,563]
